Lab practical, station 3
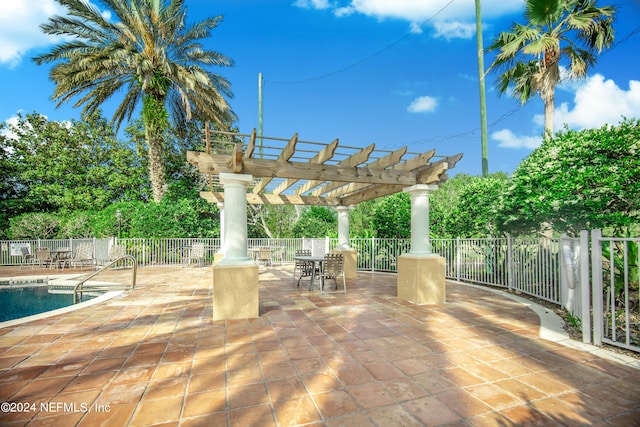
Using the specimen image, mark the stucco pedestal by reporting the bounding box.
[212,263,259,320]
[332,248,357,279]
[397,254,445,305]
[213,253,225,265]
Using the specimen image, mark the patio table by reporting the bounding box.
[293,255,324,290]
[50,248,72,270]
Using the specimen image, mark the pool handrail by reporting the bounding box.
[73,255,137,304]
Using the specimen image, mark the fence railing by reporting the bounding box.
[0,235,560,303]
[2,233,637,353]
[590,230,640,353]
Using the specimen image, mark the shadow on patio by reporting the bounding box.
[0,265,639,426]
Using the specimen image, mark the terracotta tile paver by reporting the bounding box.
[0,265,639,426]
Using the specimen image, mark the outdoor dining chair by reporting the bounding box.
[34,247,53,269]
[293,249,313,286]
[190,243,206,267]
[320,253,346,294]
[19,247,35,269]
[257,247,272,267]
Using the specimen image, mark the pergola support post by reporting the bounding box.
[397,184,445,305]
[214,202,225,265]
[334,206,357,279]
[212,173,258,320]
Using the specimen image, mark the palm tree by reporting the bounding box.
[487,0,616,136]
[34,0,236,202]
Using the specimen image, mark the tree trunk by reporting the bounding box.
[544,92,555,138]
[145,125,166,203]
[142,93,168,203]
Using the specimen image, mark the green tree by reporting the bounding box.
[487,0,616,134]
[292,206,337,238]
[444,173,509,237]
[430,174,476,238]
[497,119,640,236]
[8,213,61,239]
[34,0,236,202]
[371,193,411,238]
[3,111,148,214]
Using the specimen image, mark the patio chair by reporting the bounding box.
[275,247,286,264]
[20,247,35,270]
[109,244,127,260]
[34,247,53,269]
[70,243,95,270]
[320,253,346,294]
[52,246,72,270]
[257,247,272,267]
[190,243,206,267]
[293,249,313,286]
[95,244,127,269]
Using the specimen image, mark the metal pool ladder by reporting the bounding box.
[73,255,137,303]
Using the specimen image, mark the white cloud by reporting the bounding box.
[0,0,66,67]
[492,129,541,149]
[494,72,640,151]
[553,74,640,130]
[433,21,476,40]
[0,0,113,68]
[1,113,22,140]
[294,0,331,10]
[294,0,523,39]
[407,96,438,113]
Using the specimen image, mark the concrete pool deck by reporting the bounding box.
[0,265,639,426]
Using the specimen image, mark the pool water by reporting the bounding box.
[0,286,97,322]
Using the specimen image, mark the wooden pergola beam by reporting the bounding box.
[322,148,430,199]
[252,133,299,194]
[200,191,339,206]
[272,138,338,195]
[244,128,256,159]
[312,147,408,197]
[294,143,375,196]
[187,151,425,186]
[339,161,449,205]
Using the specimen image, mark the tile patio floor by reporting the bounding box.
[0,265,639,426]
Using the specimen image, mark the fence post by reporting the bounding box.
[579,230,591,344]
[507,234,514,292]
[371,237,375,273]
[591,229,603,346]
[456,237,461,282]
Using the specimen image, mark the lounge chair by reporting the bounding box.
[70,243,95,270]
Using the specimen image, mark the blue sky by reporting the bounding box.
[1,0,639,177]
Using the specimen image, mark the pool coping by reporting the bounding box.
[0,274,124,328]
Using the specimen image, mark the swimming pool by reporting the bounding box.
[0,285,97,322]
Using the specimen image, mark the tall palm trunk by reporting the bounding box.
[142,94,168,202]
[543,91,555,137]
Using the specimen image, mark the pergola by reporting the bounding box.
[187,128,463,207]
[187,127,463,320]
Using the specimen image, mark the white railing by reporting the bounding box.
[591,230,640,353]
[3,232,638,353]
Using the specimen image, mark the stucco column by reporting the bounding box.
[218,173,252,265]
[217,202,225,254]
[404,184,438,255]
[337,206,352,249]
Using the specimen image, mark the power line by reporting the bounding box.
[377,104,525,151]
[264,0,456,85]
